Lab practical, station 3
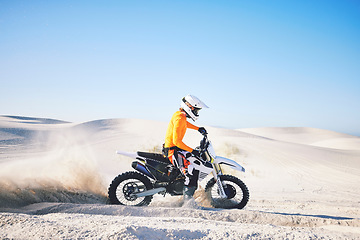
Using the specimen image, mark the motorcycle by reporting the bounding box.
[108,133,249,209]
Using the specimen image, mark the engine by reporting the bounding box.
[166,179,185,195]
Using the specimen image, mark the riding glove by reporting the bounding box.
[198,127,207,135]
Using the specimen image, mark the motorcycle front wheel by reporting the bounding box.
[108,171,153,206]
[205,175,249,209]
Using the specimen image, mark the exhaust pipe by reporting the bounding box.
[132,161,155,179]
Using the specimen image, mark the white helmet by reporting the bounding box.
[180,94,209,121]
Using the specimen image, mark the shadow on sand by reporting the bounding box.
[259,210,354,220]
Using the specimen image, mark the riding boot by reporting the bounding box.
[183,186,196,202]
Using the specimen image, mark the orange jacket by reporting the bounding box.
[164,110,199,157]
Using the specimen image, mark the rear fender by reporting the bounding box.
[116,150,139,159]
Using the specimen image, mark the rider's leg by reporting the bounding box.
[172,150,200,200]
[172,150,190,175]
[183,169,199,198]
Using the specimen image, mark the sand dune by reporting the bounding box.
[240,127,360,150]
[1,115,359,239]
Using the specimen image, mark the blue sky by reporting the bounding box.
[1,1,359,135]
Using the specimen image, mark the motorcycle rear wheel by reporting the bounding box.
[205,175,249,209]
[108,171,153,206]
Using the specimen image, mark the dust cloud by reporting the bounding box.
[0,129,107,208]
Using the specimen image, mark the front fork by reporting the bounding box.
[212,163,227,198]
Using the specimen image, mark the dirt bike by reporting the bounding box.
[108,133,249,209]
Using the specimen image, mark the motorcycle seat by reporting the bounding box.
[137,151,171,164]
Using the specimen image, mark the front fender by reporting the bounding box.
[214,156,245,172]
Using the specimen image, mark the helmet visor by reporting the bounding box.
[192,107,201,117]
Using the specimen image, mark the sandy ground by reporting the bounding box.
[0,115,359,239]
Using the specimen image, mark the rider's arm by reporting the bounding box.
[186,121,199,131]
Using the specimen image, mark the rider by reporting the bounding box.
[163,94,208,202]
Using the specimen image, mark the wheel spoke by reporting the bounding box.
[116,179,147,206]
[205,175,249,209]
[108,172,153,206]
[210,180,243,208]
